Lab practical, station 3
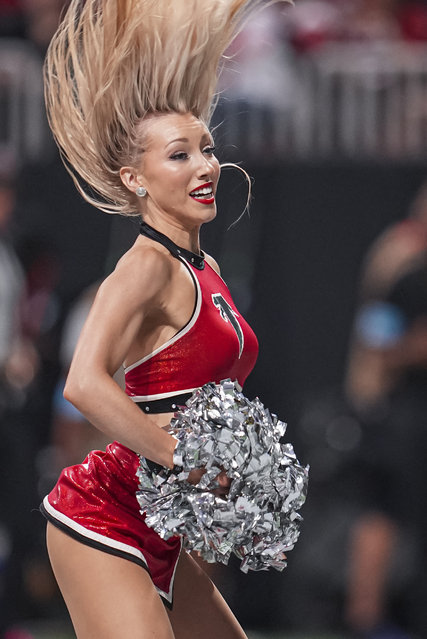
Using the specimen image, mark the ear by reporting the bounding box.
[120,166,143,194]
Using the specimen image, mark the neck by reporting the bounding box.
[142,214,201,255]
[139,220,205,269]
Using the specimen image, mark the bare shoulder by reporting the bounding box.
[203,251,221,275]
[96,242,174,310]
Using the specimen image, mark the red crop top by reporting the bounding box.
[124,224,259,407]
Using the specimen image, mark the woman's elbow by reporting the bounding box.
[63,371,91,407]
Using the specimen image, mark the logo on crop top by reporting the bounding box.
[211,293,244,359]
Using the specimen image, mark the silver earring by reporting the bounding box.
[136,186,147,197]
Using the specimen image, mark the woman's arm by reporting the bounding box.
[63,246,178,468]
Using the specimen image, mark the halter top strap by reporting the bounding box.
[139,221,205,270]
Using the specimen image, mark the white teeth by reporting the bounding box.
[191,186,213,197]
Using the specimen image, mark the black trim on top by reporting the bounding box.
[39,502,174,609]
[139,221,205,270]
[135,392,193,415]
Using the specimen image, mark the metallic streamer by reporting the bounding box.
[136,380,309,572]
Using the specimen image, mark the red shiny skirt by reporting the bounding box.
[41,441,182,606]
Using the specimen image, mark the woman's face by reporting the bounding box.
[122,112,220,228]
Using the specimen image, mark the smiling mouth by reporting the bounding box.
[189,182,215,204]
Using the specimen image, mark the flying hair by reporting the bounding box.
[44,0,291,215]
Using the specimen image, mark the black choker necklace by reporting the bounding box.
[139,221,205,270]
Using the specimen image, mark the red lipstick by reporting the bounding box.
[189,182,215,205]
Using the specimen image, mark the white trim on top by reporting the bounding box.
[42,496,179,603]
[124,258,202,374]
[129,387,198,402]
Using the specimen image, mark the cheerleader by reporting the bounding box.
[40,1,289,637]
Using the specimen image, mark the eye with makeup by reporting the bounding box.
[169,145,216,161]
[168,152,184,161]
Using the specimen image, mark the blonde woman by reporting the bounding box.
[40,1,289,637]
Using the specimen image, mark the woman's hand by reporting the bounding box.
[186,468,232,497]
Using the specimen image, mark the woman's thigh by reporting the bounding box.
[168,551,247,639]
[46,523,174,639]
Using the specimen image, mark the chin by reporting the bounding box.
[163,200,217,228]
[180,205,217,226]
[203,205,217,221]
[199,208,217,226]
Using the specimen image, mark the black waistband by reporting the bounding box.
[134,392,193,414]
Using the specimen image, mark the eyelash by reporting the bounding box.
[170,146,216,161]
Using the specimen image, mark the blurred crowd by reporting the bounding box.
[1,0,427,638]
[343,185,427,639]
[1,0,427,52]
[288,0,427,50]
[0,159,112,636]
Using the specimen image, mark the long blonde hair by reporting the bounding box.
[45,0,290,215]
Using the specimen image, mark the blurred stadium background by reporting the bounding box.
[2,1,427,638]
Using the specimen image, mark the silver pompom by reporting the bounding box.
[136,379,308,572]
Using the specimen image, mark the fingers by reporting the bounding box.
[185,468,232,498]
[216,470,231,487]
[187,467,207,485]
[211,470,232,497]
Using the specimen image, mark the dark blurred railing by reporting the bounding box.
[298,42,427,159]
[0,39,47,168]
[216,42,427,161]
[1,39,427,166]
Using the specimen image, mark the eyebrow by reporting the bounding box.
[165,134,213,149]
[166,137,189,147]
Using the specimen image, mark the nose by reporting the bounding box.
[196,151,215,179]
